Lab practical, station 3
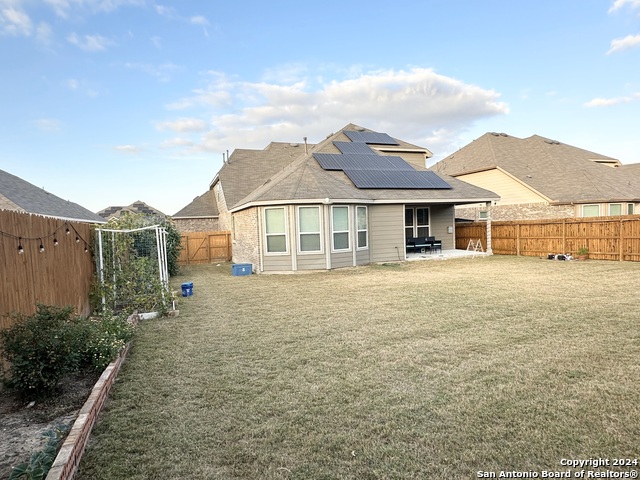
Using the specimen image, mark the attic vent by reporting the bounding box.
[500,133,508,137]
[289,143,299,147]
[490,132,499,136]
[544,139,561,145]
[355,126,366,132]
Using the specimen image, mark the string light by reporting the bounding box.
[65,226,70,235]
[2,220,93,256]
[18,237,24,254]
[75,235,80,243]
[39,239,45,253]
[53,237,59,246]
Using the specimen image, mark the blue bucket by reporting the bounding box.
[181,282,193,297]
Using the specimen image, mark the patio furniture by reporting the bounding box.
[427,236,442,254]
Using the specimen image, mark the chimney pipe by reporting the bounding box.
[303,137,308,154]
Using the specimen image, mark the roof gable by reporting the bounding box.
[173,190,219,218]
[433,133,640,203]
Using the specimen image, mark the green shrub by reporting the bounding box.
[1,305,135,398]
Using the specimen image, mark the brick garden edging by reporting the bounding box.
[45,314,139,480]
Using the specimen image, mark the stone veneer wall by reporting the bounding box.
[173,218,219,233]
[232,207,259,270]
[456,203,576,222]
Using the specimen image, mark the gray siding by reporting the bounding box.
[356,248,370,265]
[297,254,326,270]
[263,254,293,271]
[330,251,353,269]
[429,205,455,249]
[369,204,405,262]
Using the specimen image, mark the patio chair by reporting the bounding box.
[427,236,442,254]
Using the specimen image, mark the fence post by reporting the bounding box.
[562,219,566,253]
[516,223,520,256]
[619,217,624,262]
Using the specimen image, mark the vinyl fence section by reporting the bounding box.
[178,231,232,265]
[455,215,640,261]
[0,210,94,332]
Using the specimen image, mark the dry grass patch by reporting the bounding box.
[77,256,640,479]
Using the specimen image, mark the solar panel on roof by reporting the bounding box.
[333,142,375,154]
[344,131,399,145]
[343,170,452,189]
[314,153,414,171]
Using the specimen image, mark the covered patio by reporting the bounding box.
[405,248,489,261]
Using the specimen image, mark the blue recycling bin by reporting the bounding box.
[181,282,193,297]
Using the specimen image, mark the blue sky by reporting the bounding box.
[1,0,639,216]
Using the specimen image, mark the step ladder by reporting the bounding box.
[467,239,484,257]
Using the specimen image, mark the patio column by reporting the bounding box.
[485,202,493,254]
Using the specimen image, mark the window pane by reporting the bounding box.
[609,204,622,215]
[300,233,321,252]
[265,208,285,234]
[405,227,414,239]
[582,205,600,217]
[628,204,635,215]
[405,208,413,226]
[479,211,488,219]
[333,207,348,231]
[299,207,319,232]
[417,226,429,237]
[417,208,428,225]
[358,231,367,248]
[267,235,286,253]
[357,207,367,230]
[334,232,349,250]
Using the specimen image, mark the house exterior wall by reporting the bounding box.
[215,182,232,231]
[429,204,456,250]
[231,207,259,269]
[369,204,405,263]
[456,169,545,205]
[0,194,23,211]
[173,217,219,233]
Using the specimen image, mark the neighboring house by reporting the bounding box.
[205,123,498,273]
[431,132,640,221]
[97,201,167,220]
[0,168,105,223]
[172,190,219,232]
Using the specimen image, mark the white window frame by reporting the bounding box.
[609,203,622,216]
[331,205,351,252]
[356,206,368,250]
[297,206,323,254]
[478,210,488,221]
[264,207,288,255]
[582,204,600,217]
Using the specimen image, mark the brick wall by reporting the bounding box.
[174,218,219,233]
[214,183,232,232]
[456,203,576,221]
[232,207,259,269]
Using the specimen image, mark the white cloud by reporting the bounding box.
[584,93,640,107]
[35,22,53,45]
[190,15,208,26]
[123,61,181,82]
[164,67,508,157]
[44,0,146,18]
[0,6,32,36]
[114,145,142,154]
[609,0,640,13]
[607,33,640,53]
[67,32,113,51]
[34,117,62,132]
[155,118,208,133]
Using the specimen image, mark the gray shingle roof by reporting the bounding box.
[173,190,219,218]
[432,133,640,204]
[97,201,167,219]
[0,168,105,223]
[227,124,499,211]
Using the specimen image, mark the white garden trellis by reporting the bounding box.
[95,225,169,314]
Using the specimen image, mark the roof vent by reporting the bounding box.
[500,133,508,137]
[355,126,366,132]
[289,143,299,147]
[490,132,499,136]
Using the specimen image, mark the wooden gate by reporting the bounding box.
[178,231,231,265]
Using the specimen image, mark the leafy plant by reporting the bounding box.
[577,246,589,256]
[9,424,70,480]
[1,305,135,398]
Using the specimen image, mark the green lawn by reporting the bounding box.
[77,256,640,479]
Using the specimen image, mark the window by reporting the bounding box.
[264,207,287,253]
[609,204,622,216]
[478,210,488,220]
[405,207,430,237]
[356,206,368,249]
[582,204,600,217]
[628,204,635,215]
[298,206,322,253]
[332,206,350,251]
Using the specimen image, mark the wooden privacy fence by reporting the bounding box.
[178,231,232,265]
[455,215,640,261]
[0,210,94,332]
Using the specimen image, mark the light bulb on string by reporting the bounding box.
[75,236,80,243]
[66,226,70,235]
[18,238,24,255]
[39,239,45,253]
[53,237,59,246]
